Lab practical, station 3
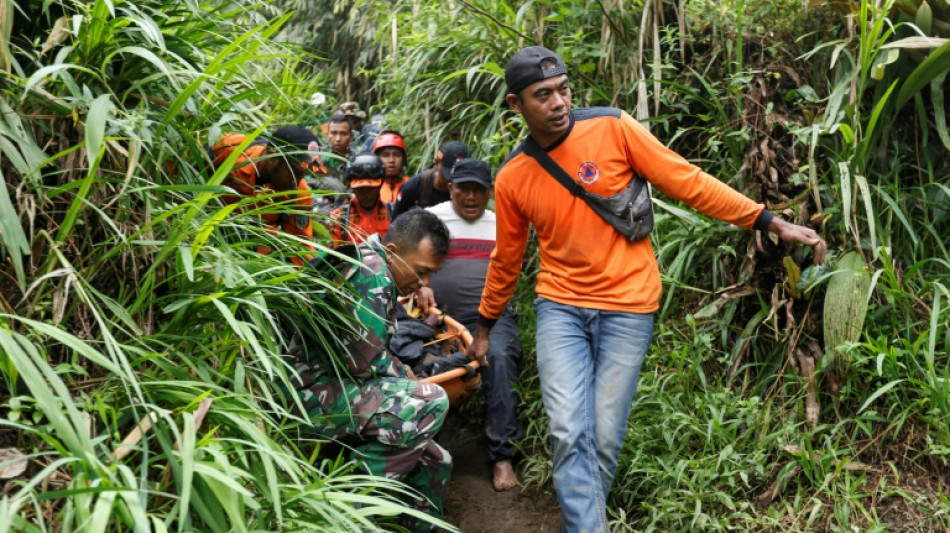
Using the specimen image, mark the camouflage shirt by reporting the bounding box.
[323,150,352,181]
[332,235,409,380]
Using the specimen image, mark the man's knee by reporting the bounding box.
[427,384,450,431]
[403,380,449,436]
[411,380,449,412]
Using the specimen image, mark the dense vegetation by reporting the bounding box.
[0,1,446,531]
[1,0,948,531]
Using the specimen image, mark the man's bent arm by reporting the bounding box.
[619,113,770,230]
[478,180,530,322]
[618,112,826,262]
[347,266,409,380]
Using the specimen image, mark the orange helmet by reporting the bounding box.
[372,132,406,157]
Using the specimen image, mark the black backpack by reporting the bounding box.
[418,168,437,207]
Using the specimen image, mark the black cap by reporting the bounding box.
[437,141,470,173]
[270,126,321,163]
[505,46,568,97]
[449,158,492,188]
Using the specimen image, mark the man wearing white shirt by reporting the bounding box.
[426,158,522,491]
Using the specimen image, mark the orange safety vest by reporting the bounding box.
[379,175,409,213]
[328,198,391,247]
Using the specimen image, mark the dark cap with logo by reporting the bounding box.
[449,158,492,188]
[437,141,470,173]
[505,46,568,96]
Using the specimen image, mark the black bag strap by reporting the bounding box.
[522,135,654,242]
[419,169,435,207]
[522,136,588,198]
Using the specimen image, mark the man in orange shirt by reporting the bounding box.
[373,130,410,215]
[467,46,827,533]
[328,153,391,247]
[211,126,321,265]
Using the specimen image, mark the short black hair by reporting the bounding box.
[383,208,450,256]
[327,114,353,130]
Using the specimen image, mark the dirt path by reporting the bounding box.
[439,413,561,533]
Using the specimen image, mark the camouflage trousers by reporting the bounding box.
[292,367,452,525]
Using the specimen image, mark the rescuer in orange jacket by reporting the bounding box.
[211,126,324,264]
[327,153,391,247]
[372,130,410,217]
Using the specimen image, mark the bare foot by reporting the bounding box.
[493,459,518,492]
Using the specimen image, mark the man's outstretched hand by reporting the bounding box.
[467,324,491,369]
[413,286,438,315]
[768,217,827,264]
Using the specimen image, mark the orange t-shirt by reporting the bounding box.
[328,198,391,247]
[479,108,771,321]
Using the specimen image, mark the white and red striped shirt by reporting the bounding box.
[426,202,496,327]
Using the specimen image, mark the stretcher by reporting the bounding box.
[418,310,481,407]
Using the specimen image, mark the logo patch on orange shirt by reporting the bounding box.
[578,162,600,184]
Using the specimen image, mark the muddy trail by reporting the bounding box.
[439,413,561,532]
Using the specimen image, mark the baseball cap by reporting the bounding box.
[270,126,321,164]
[448,158,492,188]
[505,46,568,97]
[436,141,469,173]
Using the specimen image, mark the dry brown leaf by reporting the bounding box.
[756,464,801,507]
[41,17,70,55]
[113,410,165,461]
[796,340,821,430]
[192,398,214,431]
[0,448,28,479]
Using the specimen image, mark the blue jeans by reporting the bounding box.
[534,298,654,533]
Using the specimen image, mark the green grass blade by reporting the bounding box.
[932,72,950,151]
[0,167,29,290]
[854,174,877,257]
[872,184,920,246]
[178,411,197,530]
[0,327,88,460]
[895,38,950,111]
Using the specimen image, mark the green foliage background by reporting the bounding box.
[1,0,949,531]
[320,0,950,530]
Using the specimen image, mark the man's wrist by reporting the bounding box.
[754,209,775,232]
[477,313,497,330]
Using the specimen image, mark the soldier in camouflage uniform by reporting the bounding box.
[307,115,352,230]
[322,114,355,179]
[292,209,452,531]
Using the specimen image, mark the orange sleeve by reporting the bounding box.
[620,113,766,229]
[379,176,409,206]
[478,174,530,323]
[278,178,314,243]
[328,206,346,248]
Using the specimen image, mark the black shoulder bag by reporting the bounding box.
[522,137,654,242]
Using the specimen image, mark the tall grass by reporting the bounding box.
[0,0,453,530]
